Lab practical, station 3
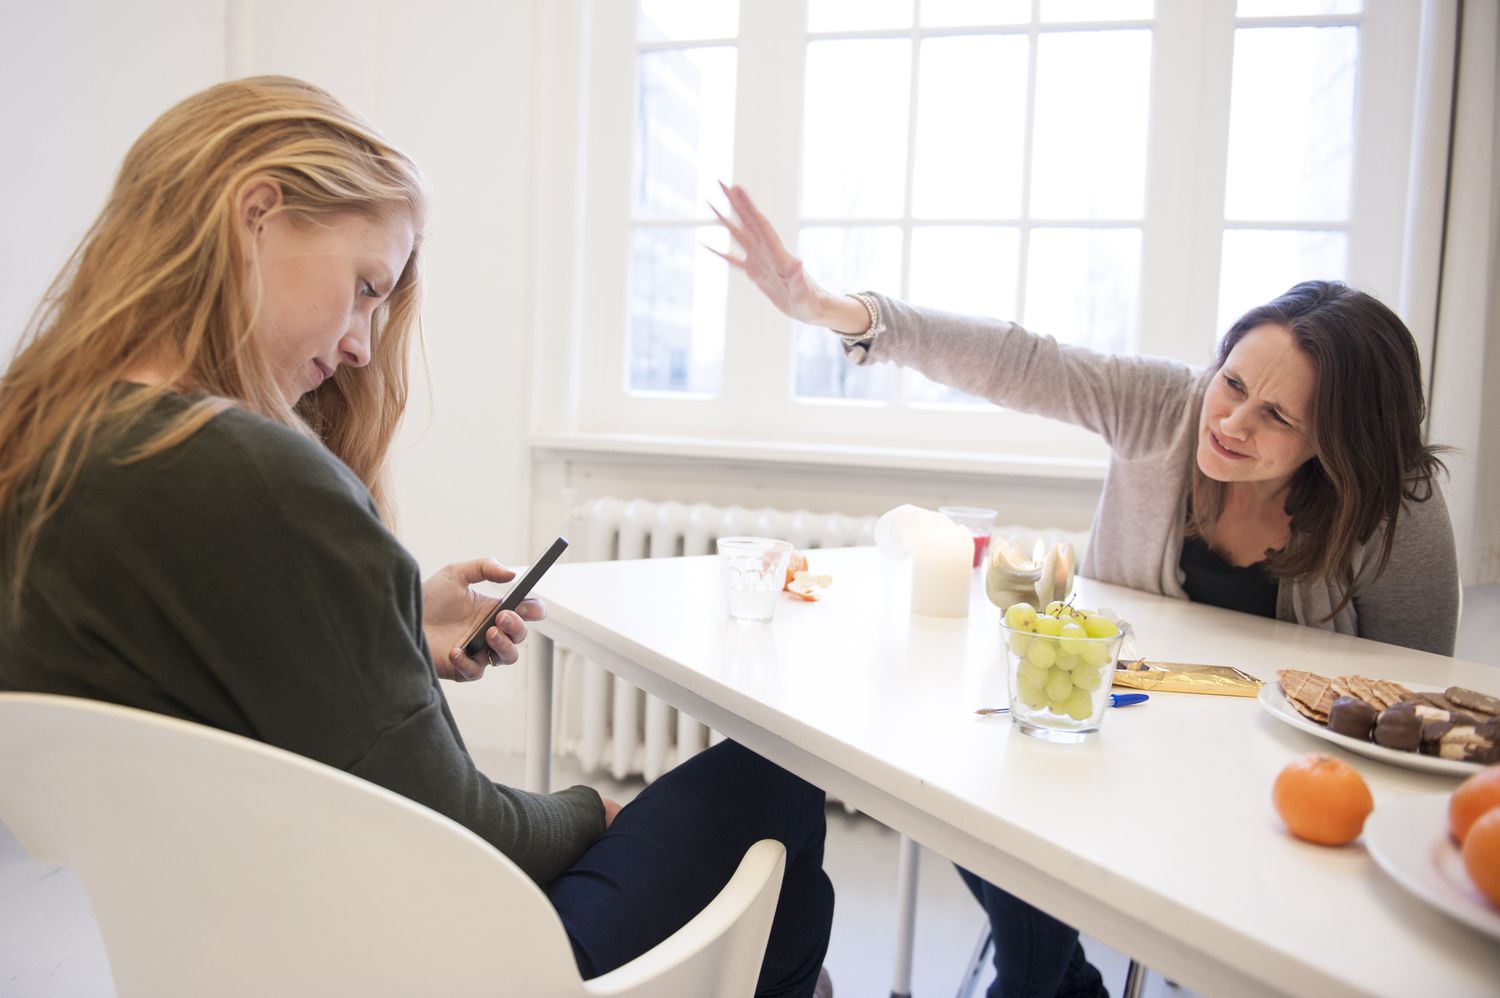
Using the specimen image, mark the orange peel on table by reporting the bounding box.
[783,549,832,601]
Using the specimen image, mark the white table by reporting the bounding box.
[525,547,1500,997]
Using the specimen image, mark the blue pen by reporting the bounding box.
[974,692,1149,716]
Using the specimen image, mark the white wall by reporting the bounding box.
[0,1,225,357]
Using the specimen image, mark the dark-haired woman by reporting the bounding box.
[713,183,1457,998]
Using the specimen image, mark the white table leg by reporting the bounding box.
[891,832,920,998]
[525,635,555,793]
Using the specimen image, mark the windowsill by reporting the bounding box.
[529,430,1108,482]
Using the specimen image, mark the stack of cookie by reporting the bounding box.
[1276,669,1500,764]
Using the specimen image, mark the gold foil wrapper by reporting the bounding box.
[1112,659,1264,697]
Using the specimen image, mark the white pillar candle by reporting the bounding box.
[874,504,974,618]
[909,515,973,618]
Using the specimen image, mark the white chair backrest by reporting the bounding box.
[0,693,785,998]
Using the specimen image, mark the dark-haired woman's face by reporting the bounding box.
[1197,323,1317,491]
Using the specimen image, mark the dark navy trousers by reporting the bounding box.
[546,740,833,998]
[957,867,1109,998]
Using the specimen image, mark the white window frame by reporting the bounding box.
[544,0,1425,468]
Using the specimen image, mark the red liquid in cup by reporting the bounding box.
[971,535,990,568]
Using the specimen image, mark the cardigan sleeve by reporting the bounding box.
[853,294,1205,459]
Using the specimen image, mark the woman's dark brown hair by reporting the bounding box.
[1188,280,1446,614]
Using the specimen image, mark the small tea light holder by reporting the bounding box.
[985,537,1076,609]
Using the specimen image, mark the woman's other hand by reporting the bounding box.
[421,557,547,682]
[710,182,872,335]
[602,796,622,830]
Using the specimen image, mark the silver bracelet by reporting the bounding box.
[842,291,886,342]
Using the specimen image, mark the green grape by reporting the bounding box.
[1081,641,1111,667]
[1059,621,1088,655]
[1045,667,1073,703]
[1017,661,1048,688]
[1062,687,1094,720]
[1004,603,1039,631]
[1017,678,1048,709]
[1082,614,1120,639]
[1009,631,1033,656]
[1034,616,1064,637]
[1054,651,1081,673]
[1071,662,1103,691]
[1026,638,1057,669]
[1044,600,1070,617]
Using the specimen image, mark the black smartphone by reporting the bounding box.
[460,536,570,659]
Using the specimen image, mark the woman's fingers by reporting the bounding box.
[703,243,747,271]
[709,200,750,248]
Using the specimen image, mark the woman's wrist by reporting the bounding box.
[820,292,875,336]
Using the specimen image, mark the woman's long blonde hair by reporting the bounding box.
[0,76,427,611]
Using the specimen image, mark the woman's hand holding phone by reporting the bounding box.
[420,557,547,682]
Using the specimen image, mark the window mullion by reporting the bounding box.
[578,0,640,431]
[1346,1,1422,316]
[1140,0,1235,364]
[721,0,806,425]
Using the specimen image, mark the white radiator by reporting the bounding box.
[554,497,879,782]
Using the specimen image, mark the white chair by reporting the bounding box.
[0,692,785,998]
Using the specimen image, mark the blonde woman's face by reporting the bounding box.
[249,203,414,404]
[1196,323,1318,489]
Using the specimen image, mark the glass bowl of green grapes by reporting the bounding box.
[1002,600,1125,743]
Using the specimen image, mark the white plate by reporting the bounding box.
[1258,683,1483,777]
[1366,794,1500,941]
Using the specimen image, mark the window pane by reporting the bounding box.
[1224,27,1356,221]
[628,225,727,393]
[633,47,736,217]
[904,225,1021,404]
[808,0,913,32]
[919,0,1028,27]
[803,40,912,219]
[638,0,738,42]
[1040,0,1154,22]
[1237,1,1360,16]
[912,35,1029,219]
[1217,229,1346,339]
[1029,31,1151,219]
[793,226,902,400]
[1024,228,1140,354]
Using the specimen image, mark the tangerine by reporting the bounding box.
[1461,808,1500,908]
[1272,753,1374,846]
[1448,764,1500,844]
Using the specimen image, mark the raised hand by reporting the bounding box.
[709,182,871,335]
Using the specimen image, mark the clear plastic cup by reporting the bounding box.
[939,506,998,568]
[717,537,794,622]
[1002,613,1125,743]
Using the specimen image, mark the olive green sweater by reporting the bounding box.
[0,391,602,884]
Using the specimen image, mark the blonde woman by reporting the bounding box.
[0,79,833,998]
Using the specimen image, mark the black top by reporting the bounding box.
[0,389,602,884]
[1179,534,1278,619]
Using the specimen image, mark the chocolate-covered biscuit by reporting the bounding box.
[1327,696,1378,741]
[1447,686,1500,717]
[1374,702,1422,752]
[1436,719,1500,764]
[1421,719,1455,755]
[1413,691,1460,712]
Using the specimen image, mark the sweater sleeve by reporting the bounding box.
[857,294,1205,459]
[1351,483,1460,656]
[78,410,604,884]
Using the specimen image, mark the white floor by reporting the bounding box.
[4,587,1496,997]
